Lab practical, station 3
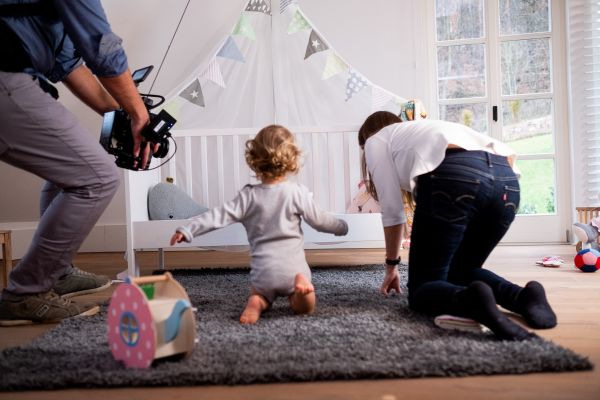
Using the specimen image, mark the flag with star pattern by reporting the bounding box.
[179,79,205,107]
[304,29,328,59]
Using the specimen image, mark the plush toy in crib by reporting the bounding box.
[347,180,413,248]
[347,181,381,214]
[148,178,209,220]
[399,99,428,121]
[573,217,600,252]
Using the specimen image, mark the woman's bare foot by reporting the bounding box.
[240,294,268,325]
[290,273,316,315]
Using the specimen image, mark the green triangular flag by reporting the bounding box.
[162,100,181,120]
[233,14,256,41]
[322,53,348,79]
[288,10,311,34]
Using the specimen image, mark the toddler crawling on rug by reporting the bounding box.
[170,125,348,324]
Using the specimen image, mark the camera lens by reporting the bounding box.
[153,140,169,158]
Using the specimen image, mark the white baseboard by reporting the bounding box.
[0,222,127,259]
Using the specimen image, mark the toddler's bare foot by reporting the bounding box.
[290,273,316,315]
[240,294,268,325]
[294,273,314,295]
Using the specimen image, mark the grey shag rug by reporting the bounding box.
[0,265,593,390]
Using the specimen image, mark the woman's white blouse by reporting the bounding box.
[363,120,518,227]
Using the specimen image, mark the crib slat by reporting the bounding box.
[217,136,225,203]
[343,132,351,211]
[311,132,320,204]
[327,132,336,211]
[184,136,193,196]
[200,136,209,206]
[167,148,177,183]
[233,135,241,191]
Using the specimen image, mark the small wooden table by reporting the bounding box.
[0,230,12,288]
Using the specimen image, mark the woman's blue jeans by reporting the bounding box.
[407,149,522,316]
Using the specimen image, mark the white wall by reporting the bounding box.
[0,0,429,256]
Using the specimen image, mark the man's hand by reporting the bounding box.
[130,119,151,170]
[99,70,151,169]
[380,264,402,296]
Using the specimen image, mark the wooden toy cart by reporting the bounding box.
[107,272,196,368]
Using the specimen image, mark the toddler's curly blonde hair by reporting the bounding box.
[245,125,301,181]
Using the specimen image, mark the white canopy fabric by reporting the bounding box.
[160,0,406,130]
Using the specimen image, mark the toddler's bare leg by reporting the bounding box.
[240,290,269,325]
[289,273,315,315]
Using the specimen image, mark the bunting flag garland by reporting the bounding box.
[167,1,407,121]
[288,10,311,34]
[217,37,245,62]
[179,79,205,107]
[371,86,395,111]
[345,69,369,101]
[200,58,226,88]
[322,53,348,80]
[280,0,297,13]
[233,14,256,40]
[304,29,329,59]
[245,0,271,15]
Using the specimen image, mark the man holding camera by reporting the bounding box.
[0,0,152,325]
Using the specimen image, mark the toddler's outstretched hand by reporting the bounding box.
[170,232,184,246]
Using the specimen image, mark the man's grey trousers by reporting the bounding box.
[0,72,119,297]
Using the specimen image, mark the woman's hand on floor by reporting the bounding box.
[380,265,402,296]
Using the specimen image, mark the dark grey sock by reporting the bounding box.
[454,281,535,341]
[515,281,557,329]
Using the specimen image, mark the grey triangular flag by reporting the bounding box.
[304,29,329,59]
[179,79,205,107]
[246,0,271,15]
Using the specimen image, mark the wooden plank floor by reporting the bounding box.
[0,245,599,400]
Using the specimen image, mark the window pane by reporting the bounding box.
[501,38,551,95]
[502,98,553,154]
[439,103,488,133]
[435,0,484,41]
[438,44,486,99]
[499,0,550,36]
[516,159,556,215]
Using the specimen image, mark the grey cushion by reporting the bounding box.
[147,183,209,220]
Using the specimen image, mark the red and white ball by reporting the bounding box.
[574,248,600,273]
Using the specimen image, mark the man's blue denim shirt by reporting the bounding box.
[0,0,128,82]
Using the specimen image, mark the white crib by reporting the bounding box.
[124,125,384,276]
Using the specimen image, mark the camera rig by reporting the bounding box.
[100,65,177,171]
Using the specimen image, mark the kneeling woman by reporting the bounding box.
[358,111,556,340]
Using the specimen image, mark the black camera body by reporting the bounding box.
[100,66,177,170]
